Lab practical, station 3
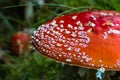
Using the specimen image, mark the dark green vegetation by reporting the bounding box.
[0,0,120,80]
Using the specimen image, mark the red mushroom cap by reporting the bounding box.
[11,32,30,54]
[32,10,120,70]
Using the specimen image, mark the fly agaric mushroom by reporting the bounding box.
[11,32,30,55]
[32,10,120,79]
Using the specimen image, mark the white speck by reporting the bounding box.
[86,37,90,43]
[109,29,120,34]
[74,27,78,30]
[76,21,83,30]
[78,53,81,55]
[53,31,60,35]
[68,24,73,29]
[56,43,62,47]
[103,29,120,39]
[49,28,54,31]
[78,31,86,35]
[38,26,41,30]
[64,30,71,34]
[51,40,56,44]
[90,15,96,20]
[35,39,39,42]
[46,31,50,34]
[108,13,113,16]
[96,67,105,80]
[82,44,88,48]
[87,28,93,33]
[79,23,83,27]
[74,48,80,53]
[51,20,57,26]
[100,64,104,67]
[86,58,92,62]
[78,26,84,30]
[60,29,64,32]
[82,55,87,59]
[100,12,107,16]
[40,34,45,39]
[56,27,61,30]
[115,24,119,26]
[42,49,46,52]
[50,44,55,49]
[68,53,72,56]
[99,60,102,63]
[73,54,76,57]
[71,32,77,37]
[71,15,77,20]
[61,40,65,43]
[66,47,72,51]
[46,50,49,53]
[85,21,95,27]
[103,20,115,27]
[116,60,120,67]
[82,52,86,55]
[59,54,62,57]
[91,64,95,66]
[49,25,53,29]
[80,60,83,62]
[35,33,39,36]
[109,23,114,26]
[46,24,50,28]
[58,48,62,51]
[60,24,64,28]
[64,44,69,48]
[66,59,72,62]
[77,55,81,58]
[115,13,119,16]
[76,21,81,25]
[59,20,64,23]
[69,42,75,46]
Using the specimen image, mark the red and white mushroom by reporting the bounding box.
[32,10,120,78]
[11,32,30,55]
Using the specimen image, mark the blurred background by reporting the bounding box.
[0,0,120,80]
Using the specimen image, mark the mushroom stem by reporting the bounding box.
[96,67,105,80]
